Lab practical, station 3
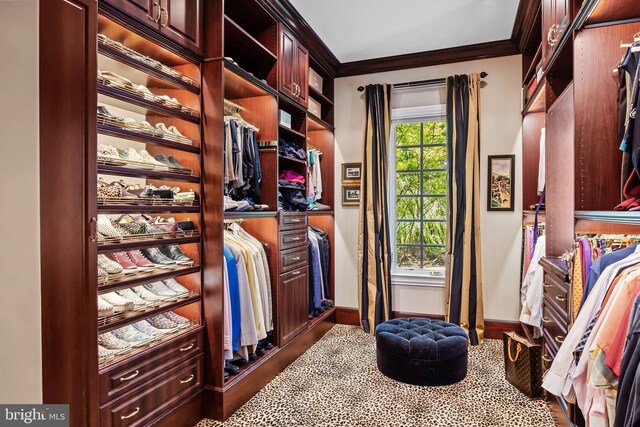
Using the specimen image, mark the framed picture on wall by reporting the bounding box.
[342,163,362,184]
[487,155,515,211]
[342,186,361,206]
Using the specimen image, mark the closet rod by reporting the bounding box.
[356,71,488,92]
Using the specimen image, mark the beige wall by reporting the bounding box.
[0,0,42,403]
[334,55,523,321]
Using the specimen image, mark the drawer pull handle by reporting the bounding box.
[179,343,195,352]
[543,355,553,363]
[542,317,552,324]
[555,335,565,344]
[290,237,301,241]
[119,370,140,382]
[290,219,302,223]
[121,407,140,420]
[292,270,301,275]
[555,295,567,302]
[180,374,195,384]
[291,256,300,261]
[543,283,552,288]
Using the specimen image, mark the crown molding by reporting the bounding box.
[336,40,519,77]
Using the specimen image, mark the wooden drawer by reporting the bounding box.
[100,355,202,427]
[280,247,308,273]
[543,271,569,318]
[99,329,203,405]
[279,212,307,230]
[279,267,309,345]
[280,229,308,251]
[542,299,568,351]
[543,342,555,372]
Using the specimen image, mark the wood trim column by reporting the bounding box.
[40,0,98,425]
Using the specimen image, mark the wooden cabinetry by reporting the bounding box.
[102,0,202,55]
[542,0,573,60]
[279,25,308,108]
[279,267,310,345]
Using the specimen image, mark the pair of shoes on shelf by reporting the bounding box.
[97,310,191,355]
[98,142,191,173]
[142,245,193,268]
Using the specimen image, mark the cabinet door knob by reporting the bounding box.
[119,370,140,382]
[180,374,195,384]
[149,2,160,22]
[121,407,140,420]
[160,6,168,27]
[179,343,195,352]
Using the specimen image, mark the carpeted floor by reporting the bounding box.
[197,325,553,427]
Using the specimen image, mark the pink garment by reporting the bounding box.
[280,170,305,184]
[605,296,636,376]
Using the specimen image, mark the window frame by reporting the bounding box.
[389,105,448,287]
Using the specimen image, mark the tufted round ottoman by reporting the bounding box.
[375,317,469,386]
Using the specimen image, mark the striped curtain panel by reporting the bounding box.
[358,84,392,334]
[444,74,485,345]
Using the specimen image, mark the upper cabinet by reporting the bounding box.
[161,0,202,55]
[542,0,578,61]
[102,0,203,55]
[279,25,309,108]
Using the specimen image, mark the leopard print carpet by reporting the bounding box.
[197,325,553,427]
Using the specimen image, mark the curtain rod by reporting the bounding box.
[356,72,488,92]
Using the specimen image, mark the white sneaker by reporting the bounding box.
[162,278,189,298]
[118,147,154,169]
[98,296,114,317]
[138,149,170,171]
[101,292,134,313]
[98,144,126,165]
[116,288,149,311]
[132,286,165,305]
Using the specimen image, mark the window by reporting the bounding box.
[389,105,448,286]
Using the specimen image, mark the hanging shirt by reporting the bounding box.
[223,246,241,352]
[538,128,546,195]
[543,246,640,399]
[520,235,546,335]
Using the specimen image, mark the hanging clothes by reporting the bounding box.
[307,226,333,316]
[541,239,640,427]
[520,235,546,336]
[223,116,263,204]
[222,222,273,363]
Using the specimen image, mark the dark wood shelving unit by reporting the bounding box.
[522,81,546,115]
[97,123,200,154]
[99,295,201,333]
[99,265,201,293]
[97,204,201,214]
[309,85,334,107]
[278,154,306,165]
[97,164,201,183]
[224,16,277,64]
[98,43,200,94]
[278,125,306,139]
[222,345,279,388]
[98,84,201,124]
[307,113,334,132]
[223,58,278,98]
[97,235,200,253]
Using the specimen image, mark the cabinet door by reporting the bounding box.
[160,0,203,55]
[103,0,160,29]
[279,267,309,346]
[294,41,309,108]
[279,26,297,101]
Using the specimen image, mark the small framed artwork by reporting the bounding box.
[342,163,362,184]
[487,155,515,211]
[342,186,361,206]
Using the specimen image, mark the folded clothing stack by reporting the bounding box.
[279,189,308,212]
[223,196,269,212]
[279,170,305,187]
[278,139,306,161]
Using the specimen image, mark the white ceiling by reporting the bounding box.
[289,0,520,63]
